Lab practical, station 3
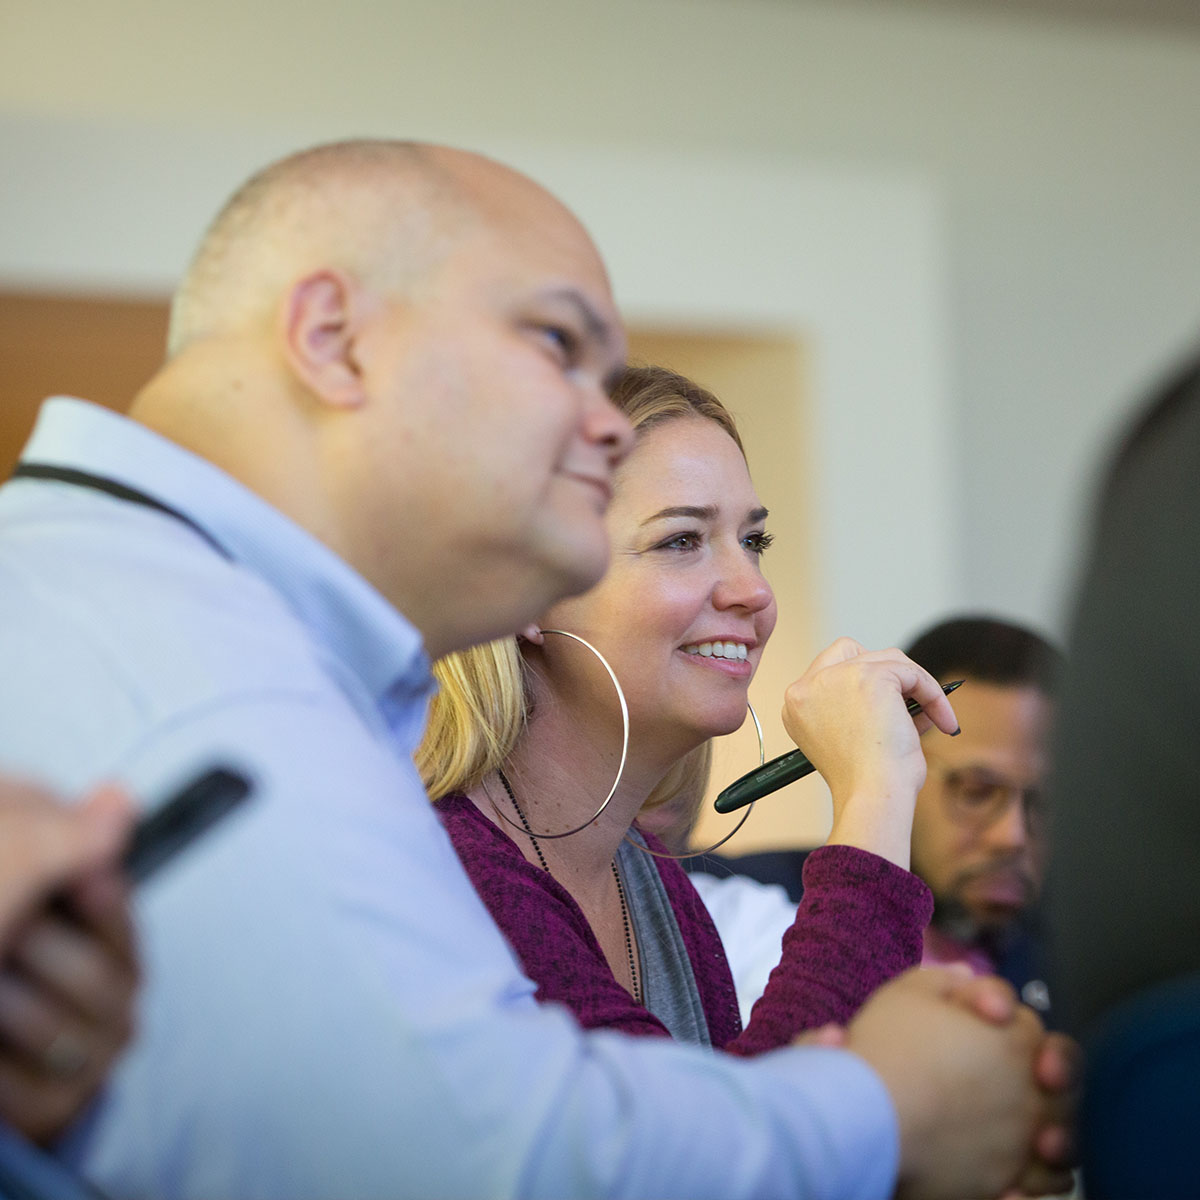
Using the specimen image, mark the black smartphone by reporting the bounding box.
[123,766,253,885]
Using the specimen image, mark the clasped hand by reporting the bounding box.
[796,968,1078,1200]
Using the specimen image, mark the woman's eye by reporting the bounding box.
[658,531,702,552]
[743,531,775,556]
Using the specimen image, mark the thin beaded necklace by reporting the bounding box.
[497,769,642,1006]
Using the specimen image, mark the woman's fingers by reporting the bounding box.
[778,640,961,865]
[781,640,956,769]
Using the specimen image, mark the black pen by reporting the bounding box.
[713,680,964,814]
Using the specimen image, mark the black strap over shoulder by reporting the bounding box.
[11,462,231,559]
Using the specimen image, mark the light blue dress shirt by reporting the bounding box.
[0,1123,101,1200]
[0,398,900,1200]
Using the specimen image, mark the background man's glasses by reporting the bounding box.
[938,766,1045,835]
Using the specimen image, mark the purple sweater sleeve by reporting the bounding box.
[722,844,934,1056]
[436,795,931,1056]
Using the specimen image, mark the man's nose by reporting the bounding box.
[584,381,635,468]
[983,791,1031,851]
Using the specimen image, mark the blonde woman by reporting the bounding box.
[418,364,958,1053]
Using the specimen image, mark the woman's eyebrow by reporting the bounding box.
[640,505,718,526]
[640,504,770,527]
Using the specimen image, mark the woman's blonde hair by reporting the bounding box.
[415,364,745,824]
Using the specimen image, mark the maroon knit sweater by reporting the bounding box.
[437,793,933,1055]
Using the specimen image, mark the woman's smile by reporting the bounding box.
[679,640,755,677]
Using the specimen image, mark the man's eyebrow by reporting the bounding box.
[929,757,994,774]
[541,287,626,385]
[543,288,619,349]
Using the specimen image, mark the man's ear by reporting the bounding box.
[280,269,369,409]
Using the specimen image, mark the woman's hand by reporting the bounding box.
[780,637,959,867]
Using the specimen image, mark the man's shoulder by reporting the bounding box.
[2,533,315,691]
[0,494,340,791]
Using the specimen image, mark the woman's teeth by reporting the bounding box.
[684,642,748,661]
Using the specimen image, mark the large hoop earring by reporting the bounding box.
[628,701,765,861]
[487,628,630,840]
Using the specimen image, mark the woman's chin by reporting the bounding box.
[644,702,754,762]
[692,706,754,743]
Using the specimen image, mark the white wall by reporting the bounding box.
[4,0,1200,645]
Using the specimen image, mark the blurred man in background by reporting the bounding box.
[906,616,1060,1017]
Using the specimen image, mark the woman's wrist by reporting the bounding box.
[825,789,915,869]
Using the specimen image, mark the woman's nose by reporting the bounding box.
[712,553,774,614]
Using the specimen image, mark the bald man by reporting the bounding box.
[0,141,1073,1200]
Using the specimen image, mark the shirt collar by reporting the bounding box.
[19,398,434,713]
